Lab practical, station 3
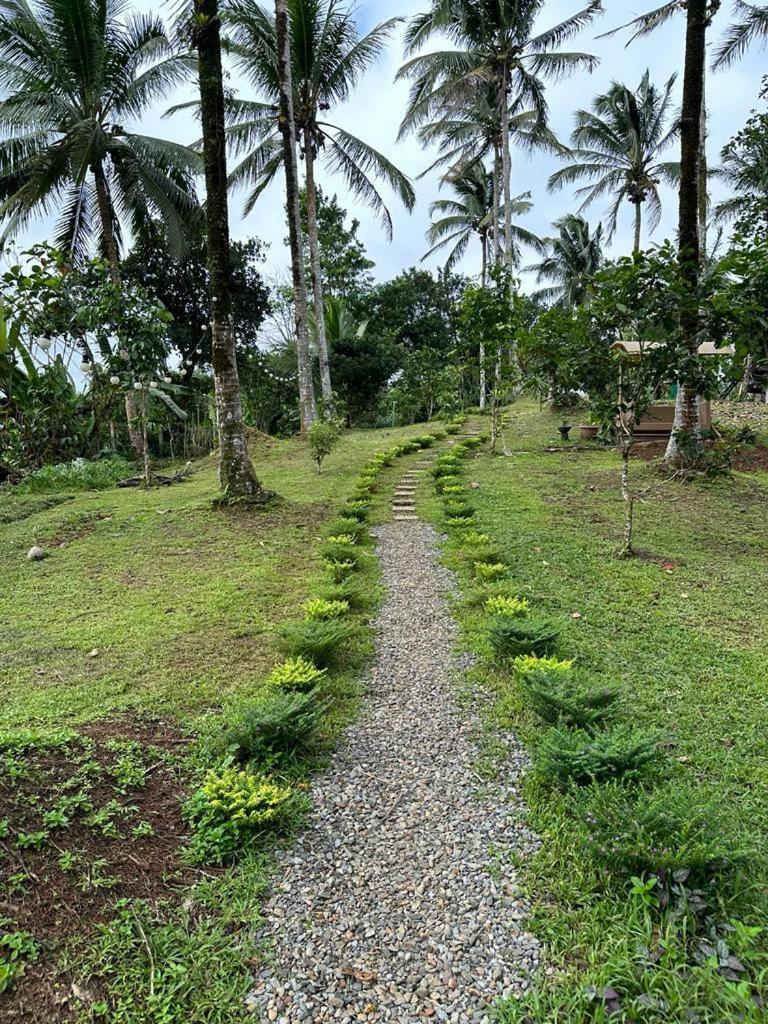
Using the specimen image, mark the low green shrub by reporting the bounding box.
[440,484,467,496]
[341,499,369,521]
[536,723,663,786]
[277,619,357,667]
[0,929,39,994]
[319,538,362,566]
[319,579,373,610]
[442,499,474,517]
[324,517,368,542]
[216,691,326,765]
[266,656,326,691]
[475,561,509,582]
[572,780,746,875]
[432,461,461,479]
[485,595,529,617]
[14,456,134,494]
[325,559,356,583]
[435,475,461,493]
[460,530,492,547]
[413,434,435,447]
[185,768,294,864]
[301,598,349,620]
[466,544,502,564]
[488,615,559,660]
[519,665,620,728]
[445,514,474,528]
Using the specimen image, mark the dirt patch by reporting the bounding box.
[41,511,113,548]
[0,718,195,1023]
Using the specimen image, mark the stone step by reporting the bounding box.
[393,514,419,521]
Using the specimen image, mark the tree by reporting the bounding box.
[274,0,316,430]
[193,0,266,497]
[356,268,464,357]
[712,1,768,67]
[123,225,271,376]
[298,189,374,299]
[225,0,415,410]
[0,0,200,460]
[713,78,768,231]
[548,71,680,252]
[398,0,601,273]
[527,215,603,307]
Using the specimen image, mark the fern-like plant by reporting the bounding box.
[277,619,356,667]
[537,723,662,786]
[320,538,362,565]
[488,616,559,660]
[485,595,529,617]
[325,559,357,583]
[520,666,620,728]
[301,598,349,620]
[267,656,327,691]
[217,690,326,764]
[324,517,369,543]
[475,561,509,582]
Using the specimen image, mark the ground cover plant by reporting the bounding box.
[0,424,442,1021]
[424,401,768,1023]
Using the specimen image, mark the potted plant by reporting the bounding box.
[578,411,600,440]
[558,419,572,441]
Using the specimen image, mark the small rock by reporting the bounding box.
[27,546,46,561]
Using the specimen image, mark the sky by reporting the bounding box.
[11,0,768,291]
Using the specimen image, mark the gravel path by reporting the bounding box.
[248,489,539,1023]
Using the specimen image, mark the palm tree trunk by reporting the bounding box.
[665,0,707,465]
[303,127,333,410]
[499,74,514,276]
[275,0,316,431]
[491,145,501,265]
[93,159,145,463]
[479,234,487,410]
[633,201,642,254]
[196,0,265,497]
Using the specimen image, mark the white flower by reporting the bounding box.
[110,375,120,386]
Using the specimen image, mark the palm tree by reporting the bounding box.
[713,1,768,67]
[423,164,542,282]
[223,0,415,412]
[192,0,265,496]
[548,72,680,252]
[0,0,200,459]
[397,0,601,274]
[274,0,315,430]
[527,214,603,307]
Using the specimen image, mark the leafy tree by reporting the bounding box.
[224,0,414,409]
[714,77,768,231]
[527,215,604,306]
[324,297,398,425]
[518,305,593,405]
[307,416,341,472]
[191,0,265,496]
[123,226,271,375]
[398,0,601,273]
[548,71,680,251]
[356,268,464,357]
[298,189,374,299]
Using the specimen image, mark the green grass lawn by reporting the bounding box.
[424,401,768,1023]
[0,426,426,732]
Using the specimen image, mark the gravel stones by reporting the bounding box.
[248,510,539,1023]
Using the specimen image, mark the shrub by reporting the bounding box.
[267,656,326,691]
[514,654,574,678]
[413,434,435,447]
[466,544,502,565]
[340,502,369,523]
[445,514,474,528]
[460,530,492,547]
[537,723,663,786]
[445,424,460,435]
[319,538,361,566]
[325,559,356,583]
[573,780,746,875]
[319,579,373,610]
[432,461,460,479]
[215,691,326,765]
[440,484,467,496]
[277,619,356,667]
[443,499,474,517]
[475,561,509,582]
[485,595,529,617]
[488,616,559,660]
[15,456,134,494]
[519,665,620,728]
[324,517,368,543]
[435,475,461,493]
[185,768,294,864]
[301,598,349,620]
[307,418,342,473]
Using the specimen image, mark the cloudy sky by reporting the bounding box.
[15,0,768,290]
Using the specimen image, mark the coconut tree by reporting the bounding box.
[527,214,603,307]
[548,72,680,252]
[713,1,768,66]
[191,0,266,495]
[397,0,601,274]
[222,0,415,413]
[0,0,200,460]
